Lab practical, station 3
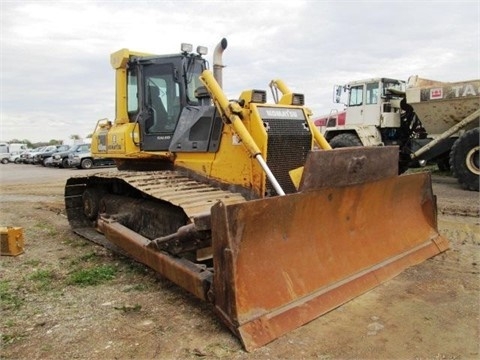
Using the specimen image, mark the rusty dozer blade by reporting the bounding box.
[210,147,448,351]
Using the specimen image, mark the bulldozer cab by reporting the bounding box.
[125,52,221,153]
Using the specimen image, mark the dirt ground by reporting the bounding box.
[0,164,478,359]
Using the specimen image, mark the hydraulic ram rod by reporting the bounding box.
[200,70,286,196]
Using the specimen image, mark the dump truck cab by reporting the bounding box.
[318,78,408,147]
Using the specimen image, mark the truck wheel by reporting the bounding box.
[329,133,362,148]
[449,128,479,191]
[80,158,94,169]
[1,158,8,164]
[62,158,70,168]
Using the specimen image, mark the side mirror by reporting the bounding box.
[194,86,210,99]
[333,85,342,103]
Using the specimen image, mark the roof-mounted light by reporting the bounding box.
[279,92,305,106]
[181,43,193,53]
[291,93,305,106]
[196,46,208,56]
[239,90,267,105]
[252,90,267,103]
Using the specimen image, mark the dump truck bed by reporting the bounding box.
[406,76,480,135]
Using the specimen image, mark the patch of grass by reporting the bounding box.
[23,259,42,267]
[28,269,56,291]
[62,236,90,248]
[67,265,117,286]
[4,319,16,327]
[78,251,98,262]
[123,259,151,275]
[1,332,27,346]
[0,280,23,310]
[68,251,99,267]
[33,220,57,237]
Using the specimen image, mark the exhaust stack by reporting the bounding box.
[213,38,228,88]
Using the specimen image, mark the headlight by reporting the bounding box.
[181,43,193,53]
[196,45,208,55]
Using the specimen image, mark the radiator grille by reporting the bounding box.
[263,118,311,195]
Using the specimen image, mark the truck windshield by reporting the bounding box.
[383,80,405,96]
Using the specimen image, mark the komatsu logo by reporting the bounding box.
[265,109,299,118]
[258,107,305,120]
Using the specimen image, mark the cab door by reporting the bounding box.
[345,84,364,126]
[363,81,380,126]
[140,63,181,151]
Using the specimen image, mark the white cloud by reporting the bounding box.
[1,0,478,142]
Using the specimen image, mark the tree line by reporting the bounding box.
[4,134,92,149]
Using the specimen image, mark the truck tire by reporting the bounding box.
[80,158,94,169]
[62,158,70,168]
[1,158,8,164]
[449,128,479,191]
[329,133,362,148]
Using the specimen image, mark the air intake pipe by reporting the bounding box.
[213,38,228,88]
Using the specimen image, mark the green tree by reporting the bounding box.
[22,139,33,148]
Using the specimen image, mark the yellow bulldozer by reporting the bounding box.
[65,39,449,351]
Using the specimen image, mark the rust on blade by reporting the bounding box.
[300,146,399,190]
[210,172,448,351]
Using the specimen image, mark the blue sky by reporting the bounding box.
[1,0,478,142]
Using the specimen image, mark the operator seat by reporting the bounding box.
[148,85,168,133]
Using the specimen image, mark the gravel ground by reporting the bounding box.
[0,164,478,359]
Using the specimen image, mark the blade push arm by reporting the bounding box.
[200,70,286,196]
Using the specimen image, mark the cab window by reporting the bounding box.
[127,68,139,115]
[349,85,363,106]
[366,82,379,105]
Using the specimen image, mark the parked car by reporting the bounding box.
[0,153,10,164]
[9,150,30,164]
[68,150,115,169]
[23,147,46,164]
[50,143,91,168]
[34,145,70,166]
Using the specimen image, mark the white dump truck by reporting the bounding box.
[315,76,479,191]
